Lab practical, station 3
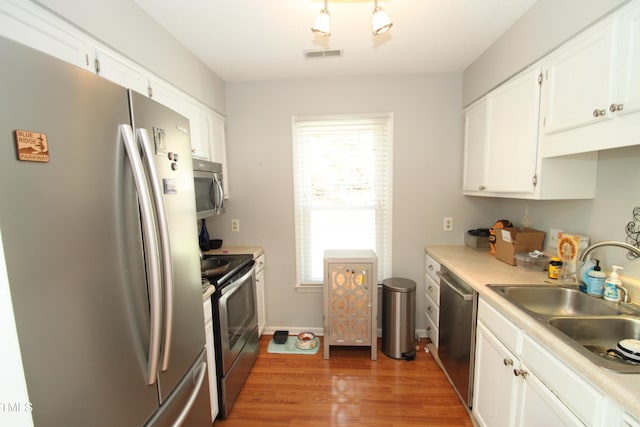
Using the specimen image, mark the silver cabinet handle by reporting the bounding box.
[513,368,529,378]
[593,109,607,118]
[137,128,174,372]
[610,103,624,112]
[120,124,161,386]
[503,358,513,366]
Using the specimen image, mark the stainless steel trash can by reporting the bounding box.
[382,277,416,360]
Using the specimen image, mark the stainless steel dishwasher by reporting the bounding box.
[436,267,478,408]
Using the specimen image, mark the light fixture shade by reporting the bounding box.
[372,7,393,35]
[311,9,331,36]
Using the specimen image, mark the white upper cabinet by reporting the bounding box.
[540,0,640,157]
[484,67,541,194]
[462,98,488,193]
[0,0,92,71]
[207,111,229,197]
[617,1,640,118]
[94,48,150,96]
[541,20,617,135]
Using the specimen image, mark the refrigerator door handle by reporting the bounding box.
[119,124,162,385]
[136,128,174,372]
[171,361,207,427]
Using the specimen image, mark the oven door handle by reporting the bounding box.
[220,265,255,297]
[437,271,472,301]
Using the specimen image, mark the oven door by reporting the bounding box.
[218,266,257,375]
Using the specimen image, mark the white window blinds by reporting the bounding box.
[292,114,393,285]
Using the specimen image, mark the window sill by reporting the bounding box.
[294,284,323,293]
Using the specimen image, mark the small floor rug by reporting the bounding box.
[266,336,320,355]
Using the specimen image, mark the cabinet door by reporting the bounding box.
[203,299,219,422]
[516,366,584,427]
[485,67,541,193]
[462,98,488,193]
[180,98,210,160]
[255,265,265,336]
[207,111,229,197]
[0,0,92,71]
[94,48,149,96]
[327,263,372,345]
[473,322,519,427]
[541,20,617,135]
[617,0,640,117]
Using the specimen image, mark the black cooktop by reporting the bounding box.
[203,254,254,288]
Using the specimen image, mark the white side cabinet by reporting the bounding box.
[323,249,378,360]
[254,253,266,336]
[424,254,441,348]
[473,298,597,427]
[203,298,219,422]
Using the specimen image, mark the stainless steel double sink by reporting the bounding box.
[489,285,640,374]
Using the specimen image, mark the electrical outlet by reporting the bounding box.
[231,218,240,232]
[443,217,453,232]
[549,228,563,248]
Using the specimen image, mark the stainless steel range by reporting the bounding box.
[203,254,258,419]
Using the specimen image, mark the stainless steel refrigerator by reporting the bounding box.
[0,36,211,426]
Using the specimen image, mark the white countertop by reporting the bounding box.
[425,245,640,419]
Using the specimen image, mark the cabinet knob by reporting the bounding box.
[513,368,529,379]
[191,148,196,154]
[427,305,433,313]
[503,358,513,366]
[428,285,433,292]
[427,326,432,333]
[478,185,486,191]
[428,264,434,271]
[593,109,607,118]
[610,103,624,113]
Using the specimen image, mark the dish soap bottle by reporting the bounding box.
[603,265,624,302]
[585,260,605,297]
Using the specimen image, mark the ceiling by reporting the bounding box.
[133,0,539,83]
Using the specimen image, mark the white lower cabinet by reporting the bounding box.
[203,298,219,422]
[473,298,597,427]
[254,253,266,336]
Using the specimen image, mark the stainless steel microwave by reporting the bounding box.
[192,159,225,218]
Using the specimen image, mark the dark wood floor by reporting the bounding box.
[214,335,474,427]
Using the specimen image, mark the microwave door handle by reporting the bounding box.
[136,128,174,372]
[215,176,224,212]
[119,125,162,385]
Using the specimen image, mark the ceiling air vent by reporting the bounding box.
[304,48,343,59]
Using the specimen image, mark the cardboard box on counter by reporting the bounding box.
[495,227,546,266]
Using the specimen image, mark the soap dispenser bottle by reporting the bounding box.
[585,260,605,297]
[603,265,623,302]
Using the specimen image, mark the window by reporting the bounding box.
[292,113,393,286]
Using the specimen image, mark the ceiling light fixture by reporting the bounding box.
[311,0,331,36]
[372,0,393,35]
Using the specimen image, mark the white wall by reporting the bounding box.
[31,0,226,114]
[207,74,498,333]
[463,0,628,106]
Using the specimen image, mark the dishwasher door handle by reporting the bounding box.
[436,271,472,301]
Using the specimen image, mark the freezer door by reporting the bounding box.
[0,37,159,425]
[129,91,206,403]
